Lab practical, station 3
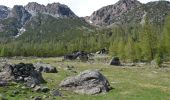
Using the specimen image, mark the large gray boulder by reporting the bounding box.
[0,63,45,87]
[34,62,58,73]
[59,70,111,95]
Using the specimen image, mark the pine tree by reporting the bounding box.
[139,18,158,60]
[160,15,170,59]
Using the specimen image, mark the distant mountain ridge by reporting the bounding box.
[0,2,87,41]
[25,2,78,18]
[0,0,170,41]
[86,0,170,26]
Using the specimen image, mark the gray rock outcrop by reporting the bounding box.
[86,0,170,26]
[25,2,78,18]
[59,70,111,95]
[0,63,45,87]
[0,6,10,19]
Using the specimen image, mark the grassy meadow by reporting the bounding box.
[0,56,170,100]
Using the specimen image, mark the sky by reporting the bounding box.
[0,0,168,17]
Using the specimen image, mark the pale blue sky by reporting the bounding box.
[0,0,167,16]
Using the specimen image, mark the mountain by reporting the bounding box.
[0,0,170,41]
[86,0,170,26]
[25,2,78,18]
[0,6,10,19]
[0,2,91,42]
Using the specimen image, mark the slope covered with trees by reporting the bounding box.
[0,1,170,64]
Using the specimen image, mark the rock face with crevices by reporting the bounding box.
[0,6,10,19]
[0,63,45,87]
[86,0,170,26]
[25,2,77,18]
[59,70,111,95]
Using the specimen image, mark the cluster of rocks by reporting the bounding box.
[64,51,89,61]
[59,70,111,95]
[33,85,50,93]
[96,48,108,54]
[0,60,113,97]
[0,62,63,99]
[31,89,62,100]
[34,62,58,73]
[0,63,45,87]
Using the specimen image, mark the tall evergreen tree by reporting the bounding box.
[139,18,158,60]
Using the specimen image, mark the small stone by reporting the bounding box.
[34,86,41,92]
[34,96,42,100]
[30,84,36,88]
[51,90,62,97]
[110,57,121,66]
[41,87,50,93]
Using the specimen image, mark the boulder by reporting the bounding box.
[96,48,108,54]
[151,59,159,68]
[0,63,45,87]
[59,70,111,95]
[64,54,78,60]
[64,51,89,61]
[110,57,121,66]
[51,89,62,97]
[34,62,58,73]
[78,52,88,62]
[33,86,49,93]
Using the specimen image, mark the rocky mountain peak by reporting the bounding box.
[118,0,141,9]
[46,2,77,18]
[0,5,10,19]
[87,0,142,26]
[25,2,46,14]
[86,0,170,27]
[10,5,31,26]
[25,2,77,18]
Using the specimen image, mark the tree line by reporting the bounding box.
[0,16,170,64]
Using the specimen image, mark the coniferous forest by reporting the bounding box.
[0,16,170,64]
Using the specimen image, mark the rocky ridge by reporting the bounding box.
[86,0,170,26]
[25,2,77,18]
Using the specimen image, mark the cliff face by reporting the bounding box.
[25,2,78,18]
[0,2,91,41]
[87,0,170,26]
[0,6,10,19]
